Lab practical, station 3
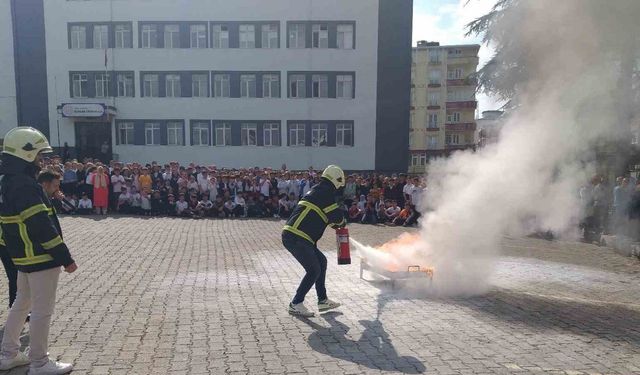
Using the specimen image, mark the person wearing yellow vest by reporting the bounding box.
[0,127,76,374]
[282,165,347,317]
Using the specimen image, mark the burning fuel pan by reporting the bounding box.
[359,258,433,289]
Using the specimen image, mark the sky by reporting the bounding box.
[412,0,504,114]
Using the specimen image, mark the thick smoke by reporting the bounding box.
[358,0,640,296]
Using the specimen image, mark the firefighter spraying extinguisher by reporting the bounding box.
[336,227,351,265]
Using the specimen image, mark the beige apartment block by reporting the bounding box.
[409,41,480,174]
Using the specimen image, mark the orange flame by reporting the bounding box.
[371,233,434,277]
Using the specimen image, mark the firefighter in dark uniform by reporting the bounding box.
[283,165,347,317]
[0,231,17,308]
[0,127,76,374]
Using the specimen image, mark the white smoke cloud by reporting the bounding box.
[366,0,640,296]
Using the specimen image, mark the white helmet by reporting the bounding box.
[3,127,53,163]
[322,165,345,189]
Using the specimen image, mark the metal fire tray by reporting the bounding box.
[359,258,433,289]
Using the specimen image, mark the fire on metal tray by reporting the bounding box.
[352,233,434,287]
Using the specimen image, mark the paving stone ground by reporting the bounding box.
[0,216,640,374]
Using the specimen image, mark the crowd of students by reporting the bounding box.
[41,156,427,226]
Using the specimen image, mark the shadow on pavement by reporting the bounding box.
[296,311,427,373]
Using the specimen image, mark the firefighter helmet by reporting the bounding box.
[322,165,345,189]
[2,127,53,163]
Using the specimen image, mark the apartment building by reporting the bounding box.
[2,0,412,171]
[408,41,480,174]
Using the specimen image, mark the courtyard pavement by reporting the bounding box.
[0,217,639,374]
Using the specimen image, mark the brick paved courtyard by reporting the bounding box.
[1,217,640,374]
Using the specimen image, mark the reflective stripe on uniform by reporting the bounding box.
[283,225,314,244]
[41,235,63,250]
[323,203,339,214]
[298,201,328,224]
[0,203,49,223]
[18,223,34,258]
[12,254,53,266]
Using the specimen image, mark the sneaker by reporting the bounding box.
[29,359,73,375]
[0,351,29,370]
[288,302,314,317]
[318,299,341,312]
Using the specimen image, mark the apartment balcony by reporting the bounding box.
[428,60,442,66]
[445,144,475,151]
[445,122,477,131]
[426,126,440,131]
[427,82,442,88]
[446,55,480,65]
[446,78,478,87]
[445,101,477,110]
[427,105,441,110]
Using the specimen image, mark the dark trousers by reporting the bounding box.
[282,232,327,304]
[0,247,17,307]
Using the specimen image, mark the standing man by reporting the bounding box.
[282,165,347,317]
[0,127,76,374]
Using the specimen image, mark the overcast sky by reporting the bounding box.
[413,0,504,114]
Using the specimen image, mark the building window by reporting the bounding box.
[429,69,441,85]
[190,24,207,48]
[239,24,255,49]
[240,74,257,98]
[262,74,280,98]
[141,24,158,48]
[289,24,306,48]
[448,89,474,102]
[95,73,110,98]
[192,74,208,97]
[429,49,440,63]
[115,24,132,48]
[261,24,278,48]
[311,124,328,146]
[465,133,473,144]
[117,122,134,145]
[163,24,180,49]
[213,74,230,98]
[312,75,328,98]
[289,124,305,146]
[241,123,257,146]
[428,113,438,128]
[445,133,460,145]
[167,122,184,146]
[212,24,229,48]
[289,75,306,98]
[117,73,134,97]
[429,92,440,106]
[192,122,210,146]
[165,74,181,97]
[214,123,231,146]
[336,123,353,147]
[70,25,86,49]
[312,24,328,48]
[145,123,161,145]
[447,112,461,123]
[448,48,463,56]
[411,154,427,166]
[427,136,438,149]
[72,74,88,98]
[337,24,354,49]
[92,25,109,49]
[143,74,159,97]
[336,75,353,99]
[263,123,280,146]
[448,68,464,79]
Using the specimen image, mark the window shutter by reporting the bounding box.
[327,122,336,147]
[305,123,312,146]
[257,122,264,146]
[160,122,168,145]
[231,122,241,146]
[133,122,145,145]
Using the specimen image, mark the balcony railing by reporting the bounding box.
[426,105,441,110]
[446,78,478,87]
[445,122,476,131]
[445,101,477,110]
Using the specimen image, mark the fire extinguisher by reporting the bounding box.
[336,227,351,265]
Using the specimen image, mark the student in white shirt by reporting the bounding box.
[77,193,93,215]
[234,193,246,217]
[176,194,190,217]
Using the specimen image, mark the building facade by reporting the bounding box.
[408,41,479,174]
[477,110,505,148]
[3,0,412,171]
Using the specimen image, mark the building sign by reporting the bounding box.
[61,103,105,118]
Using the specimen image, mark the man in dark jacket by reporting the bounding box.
[283,165,347,317]
[0,127,76,374]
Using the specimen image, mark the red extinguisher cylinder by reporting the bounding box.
[336,227,351,265]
